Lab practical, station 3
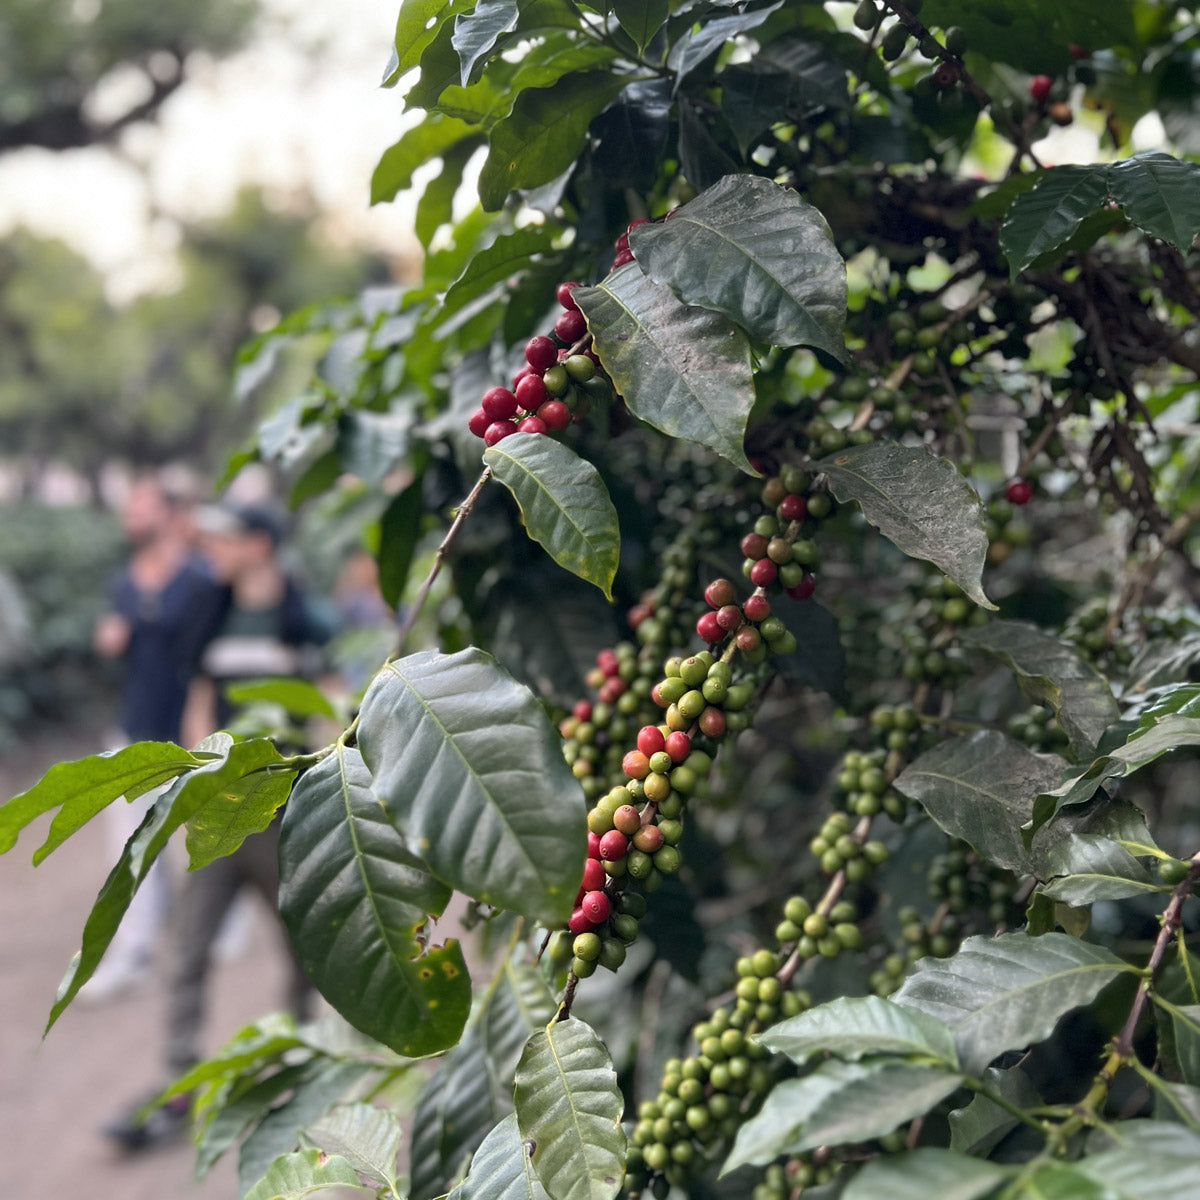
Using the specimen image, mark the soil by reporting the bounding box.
[0,726,320,1200]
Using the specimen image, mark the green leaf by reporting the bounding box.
[441,227,564,319]
[575,264,757,473]
[242,1147,366,1200]
[415,137,483,247]
[514,1020,626,1200]
[612,0,669,53]
[814,443,995,609]
[449,1113,550,1200]
[961,621,1119,756]
[277,745,471,1057]
[452,0,519,86]
[372,115,477,206]
[378,477,425,611]
[484,434,620,599]
[1,741,203,862]
[999,165,1110,277]
[723,1060,964,1173]
[478,72,632,211]
[185,762,297,871]
[338,407,414,487]
[1037,834,1162,904]
[774,597,847,701]
[1014,1164,1117,1200]
[1163,1003,1200,1087]
[224,678,339,721]
[841,1148,1008,1200]
[357,647,586,923]
[893,731,1067,874]
[893,932,1135,1074]
[1074,1121,1200,1197]
[1108,152,1200,253]
[628,175,846,361]
[393,0,462,79]
[49,738,283,1026]
[304,1102,402,1192]
[666,2,784,81]
[950,1066,1041,1156]
[758,995,959,1068]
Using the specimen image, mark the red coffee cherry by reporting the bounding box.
[786,573,816,600]
[598,830,629,861]
[517,416,548,435]
[716,604,742,631]
[581,890,611,923]
[557,281,582,311]
[749,558,778,587]
[622,750,651,780]
[515,373,548,411]
[696,611,724,643]
[637,725,666,756]
[740,533,769,559]
[779,493,806,521]
[587,831,602,859]
[537,399,571,431]
[581,858,606,892]
[526,335,558,371]
[484,420,518,446]
[555,309,587,344]
[665,731,691,763]
[1029,74,1054,103]
[468,408,490,438]
[573,700,592,721]
[568,907,594,935]
[1005,478,1033,505]
[742,594,771,622]
[704,578,738,609]
[482,387,519,420]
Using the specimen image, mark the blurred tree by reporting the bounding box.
[0,187,386,485]
[0,0,258,153]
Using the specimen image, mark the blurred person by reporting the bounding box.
[82,471,218,1003]
[104,498,328,1152]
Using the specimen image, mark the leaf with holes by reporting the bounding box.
[242,1147,368,1200]
[304,1102,403,1192]
[629,175,846,361]
[357,648,586,923]
[814,442,995,609]
[484,435,620,599]
[575,264,756,474]
[893,932,1135,1074]
[277,745,470,1057]
[514,1020,626,1200]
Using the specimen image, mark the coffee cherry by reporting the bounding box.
[698,706,726,737]
[581,857,606,892]
[543,364,569,394]
[613,805,642,835]
[557,281,582,311]
[637,725,666,756]
[484,420,518,446]
[623,750,651,779]
[740,532,769,559]
[786,574,816,600]
[665,731,691,762]
[517,416,548,435]
[482,386,519,420]
[581,889,611,923]
[778,493,806,521]
[705,578,738,609]
[1029,74,1053,103]
[633,823,664,853]
[643,772,671,803]
[598,830,629,861]
[526,335,558,371]
[598,937,626,971]
[749,558,778,587]
[742,593,770,622]
[696,611,724,643]
[563,353,595,382]
[1005,478,1033,505]
[654,845,681,874]
[574,931,602,960]
[568,907,594,935]
[555,309,587,344]
[468,408,490,438]
[515,373,548,410]
[537,399,571,431]
[735,626,761,652]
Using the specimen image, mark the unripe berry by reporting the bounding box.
[543,364,569,394]
[654,845,681,874]
[484,420,518,446]
[574,931,602,960]
[598,936,626,971]
[525,335,558,371]
[581,889,611,923]
[643,772,671,803]
[517,416,548,435]
[598,830,629,861]
[648,750,672,774]
[563,353,595,382]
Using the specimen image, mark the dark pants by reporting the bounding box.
[165,820,312,1072]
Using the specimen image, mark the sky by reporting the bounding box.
[0,0,422,299]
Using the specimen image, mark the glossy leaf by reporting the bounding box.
[185,762,296,871]
[484,434,621,599]
[1106,152,1200,254]
[372,114,477,205]
[304,1102,402,1192]
[666,2,783,81]
[1015,1164,1116,1200]
[0,740,203,862]
[612,0,669,53]
[841,1148,1007,1200]
[338,407,414,486]
[575,264,757,473]
[629,175,847,361]
[277,745,471,1057]
[242,1147,366,1200]
[358,648,586,922]
[452,0,518,86]
[1000,166,1111,277]
[514,1020,626,1200]
[378,477,425,611]
[223,678,339,721]
[441,227,564,320]
[1163,1004,1200,1087]
[49,737,284,1026]
[759,995,958,1068]
[893,932,1134,1074]
[724,1060,963,1173]
[961,621,1118,756]
[392,0,461,79]
[479,72,631,211]
[449,1113,550,1200]
[1037,834,1161,904]
[949,1066,1041,1156]
[814,443,995,609]
[1075,1121,1200,1197]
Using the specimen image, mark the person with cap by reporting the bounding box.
[104,495,330,1151]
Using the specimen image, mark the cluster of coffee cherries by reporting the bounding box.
[736,465,828,604]
[1006,703,1070,752]
[1061,597,1134,671]
[985,493,1033,566]
[467,283,603,446]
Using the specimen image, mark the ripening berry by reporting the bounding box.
[581,890,611,923]
[515,373,548,411]
[633,824,664,853]
[467,408,490,438]
[1005,478,1033,505]
[637,725,666,756]
[481,386,519,420]
[704,577,737,609]
[581,857,606,892]
[613,805,642,836]
[716,604,742,631]
[557,281,582,311]
[696,611,724,643]
[740,532,769,559]
[525,335,558,371]
[1028,74,1053,102]
[598,830,629,861]
[665,730,691,762]
[483,420,518,446]
[742,593,770,622]
[622,750,651,780]
[698,706,726,738]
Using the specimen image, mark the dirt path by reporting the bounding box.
[0,727,299,1200]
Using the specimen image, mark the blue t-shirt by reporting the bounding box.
[110,556,220,742]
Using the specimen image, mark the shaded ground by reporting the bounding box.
[0,726,298,1200]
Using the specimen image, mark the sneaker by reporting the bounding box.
[102,1090,191,1153]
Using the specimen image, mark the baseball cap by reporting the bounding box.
[194,500,287,545]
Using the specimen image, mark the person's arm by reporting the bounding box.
[180,675,217,749]
[93,612,131,658]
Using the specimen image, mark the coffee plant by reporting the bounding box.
[6,2,1200,1198]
